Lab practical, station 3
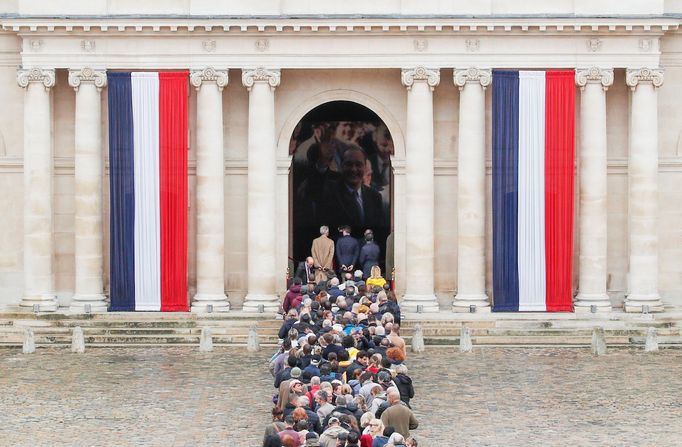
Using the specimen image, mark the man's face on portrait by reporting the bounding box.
[342,149,366,190]
[336,121,353,141]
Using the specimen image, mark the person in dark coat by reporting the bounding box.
[294,256,317,285]
[393,364,415,408]
[358,230,381,279]
[335,225,360,277]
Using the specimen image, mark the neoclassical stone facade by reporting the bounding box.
[0,1,681,313]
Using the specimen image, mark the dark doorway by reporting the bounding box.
[289,101,393,279]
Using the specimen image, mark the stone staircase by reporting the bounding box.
[1,310,681,348]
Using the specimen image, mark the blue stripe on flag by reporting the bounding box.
[492,70,520,312]
[108,72,136,311]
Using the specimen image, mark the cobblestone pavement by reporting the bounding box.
[1,347,681,447]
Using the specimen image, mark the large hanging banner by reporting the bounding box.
[492,70,575,312]
[109,72,189,311]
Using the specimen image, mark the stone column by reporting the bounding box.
[189,68,231,313]
[452,68,492,312]
[624,68,664,313]
[242,68,280,312]
[17,68,58,311]
[400,67,440,312]
[68,68,108,313]
[573,67,614,312]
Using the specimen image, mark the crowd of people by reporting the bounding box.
[264,229,419,447]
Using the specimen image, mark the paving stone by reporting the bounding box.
[0,347,680,446]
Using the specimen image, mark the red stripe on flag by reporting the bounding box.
[544,71,575,312]
[159,72,189,311]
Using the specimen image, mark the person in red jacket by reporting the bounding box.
[283,279,303,313]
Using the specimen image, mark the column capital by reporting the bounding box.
[68,68,107,92]
[401,67,440,91]
[626,67,664,91]
[241,67,281,90]
[453,68,492,91]
[190,67,229,91]
[575,67,614,91]
[17,67,55,91]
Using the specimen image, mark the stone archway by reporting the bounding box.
[275,91,406,295]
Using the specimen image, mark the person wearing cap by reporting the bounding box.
[318,416,348,447]
[380,390,418,438]
[302,355,321,381]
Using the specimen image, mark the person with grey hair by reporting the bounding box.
[312,225,335,283]
[393,364,414,407]
[315,389,335,421]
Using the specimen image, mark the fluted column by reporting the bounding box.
[68,68,108,313]
[452,68,491,312]
[17,68,57,311]
[189,68,231,313]
[242,68,280,312]
[573,67,614,312]
[400,67,440,312]
[624,68,664,313]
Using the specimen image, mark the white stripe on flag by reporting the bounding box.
[517,71,547,311]
[132,72,161,311]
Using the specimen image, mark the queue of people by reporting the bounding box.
[264,262,419,447]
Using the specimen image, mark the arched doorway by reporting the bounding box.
[288,100,394,282]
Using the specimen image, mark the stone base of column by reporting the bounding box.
[191,293,231,313]
[452,293,491,313]
[242,294,280,313]
[574,293,612,313]
[69,294,108,313]
[624,294,664,313]
[20,294,58,312]
[400,294,440,313]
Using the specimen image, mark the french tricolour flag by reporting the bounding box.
[108,72,189,311]
[492,70,575,312]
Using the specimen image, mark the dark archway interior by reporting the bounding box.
[290,100,393,281]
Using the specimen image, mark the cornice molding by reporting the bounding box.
[68,67,107,91]
[575,67,614,91]
[189,67,229,91]
[241,67,280,90]
[2,17,679,35]
[17,67,55,90]
[626,67,664,90]
[453,68,492,90]
[401,66,440,90]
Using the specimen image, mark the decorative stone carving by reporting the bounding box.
[453,68,492,91]
[190,67,229,91]
[80,40,96,52]
[68,68,107,91]
[465,39,480,52]
[201,40,216,53]
[17,67,56,90]
[413,39,428,52]
[255,38,270,52]
[29,39,42,52]
[575,67,614,91]
[639,39,653,52]
[401,67,440,90]
[586,38,602,52]
[626,67,664,91]
[241,67,281,90]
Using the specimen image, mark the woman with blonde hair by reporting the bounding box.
[366,265,387,289]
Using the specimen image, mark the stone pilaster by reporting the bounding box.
[573,67,614,313]
[242,68,281,312]
[68,68,108,313]
[452,68,491,312]
[189,68,231,313]
[400,67,440,312]
[624,68,664,312]
[17,68,58,312]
